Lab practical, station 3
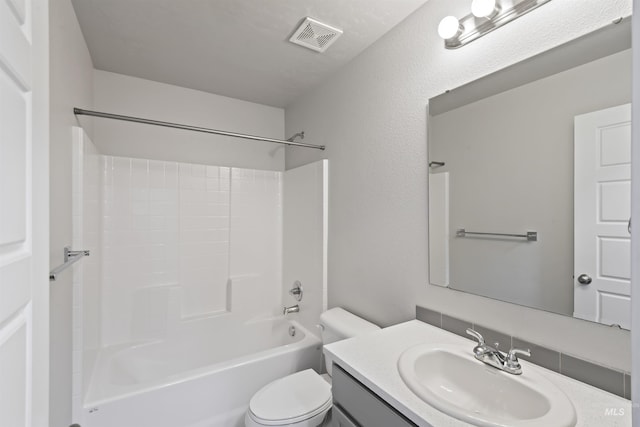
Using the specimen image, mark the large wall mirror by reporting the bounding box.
[427,18,632,329]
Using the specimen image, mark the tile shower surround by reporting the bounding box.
[416,306,631,399]
[101,156,282,346]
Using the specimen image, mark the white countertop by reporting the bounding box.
[324,320,632,427]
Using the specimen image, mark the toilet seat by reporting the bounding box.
[247,369,332,426]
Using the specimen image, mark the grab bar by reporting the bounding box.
[50,246,90,281]
[456,228,537,242]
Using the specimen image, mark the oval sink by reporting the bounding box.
[398,343,576,427]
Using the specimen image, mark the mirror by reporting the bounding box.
[427,19,632,329]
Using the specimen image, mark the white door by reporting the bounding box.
[0,0,49,426]
[574,104,631,328]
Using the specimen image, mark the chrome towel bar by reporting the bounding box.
[456,228,537,242]
[50,246,90,281]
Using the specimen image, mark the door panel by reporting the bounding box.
[0,308,29,427]
[599,238,631,279]
[0,0,46,425]
[600,181,631,221]
[574,104,631,329]
[6,0,27,23]
[599,124,631,166]
[0,70,28,248]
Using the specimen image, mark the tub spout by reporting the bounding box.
[283,305,300,315]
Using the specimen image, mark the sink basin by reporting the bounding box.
[398,343,576,427]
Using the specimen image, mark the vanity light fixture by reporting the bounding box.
[471,0,500,19]
[438,0,552,49]
[437,16,464,40]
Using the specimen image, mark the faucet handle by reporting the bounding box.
[504,347,531,374]
[466,328,485,345]
[289,281,303,302]
[507,347,531,361]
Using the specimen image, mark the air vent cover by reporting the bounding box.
[289,17,343,53]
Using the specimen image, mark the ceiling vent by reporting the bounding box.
[289,17,343,53]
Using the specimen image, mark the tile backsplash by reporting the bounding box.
[416,306,631,399]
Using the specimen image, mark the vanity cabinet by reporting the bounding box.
[331,406,358,427]
[332,364,418,427]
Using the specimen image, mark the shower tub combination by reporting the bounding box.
[72,128,329,427]
[82,316,321,427]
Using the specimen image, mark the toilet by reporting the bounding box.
[245,308,380,427]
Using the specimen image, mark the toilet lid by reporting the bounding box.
[248,369,332,425]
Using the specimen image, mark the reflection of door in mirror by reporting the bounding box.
[574,104,631,328]
[427,18,633,328]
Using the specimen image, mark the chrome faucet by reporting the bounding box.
[466,328,530,375]
[283,304,300,315]
[289,281,303,302]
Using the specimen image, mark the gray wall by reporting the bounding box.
[430,49,631,316]
[285,0,632,371]
[49,0,94,425]
[92,70,286,171]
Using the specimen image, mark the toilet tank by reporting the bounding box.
[320,308,380,376]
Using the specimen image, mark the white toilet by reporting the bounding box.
[245,308,380,427]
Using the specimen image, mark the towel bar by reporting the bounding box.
[456,228,537,242]
[50,246,90,281]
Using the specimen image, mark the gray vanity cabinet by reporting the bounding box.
[332,405,359,427]
[331,364,418,427]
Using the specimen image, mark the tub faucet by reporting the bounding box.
[283,305,300,315]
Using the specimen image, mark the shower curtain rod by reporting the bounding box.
[73,108,325,151]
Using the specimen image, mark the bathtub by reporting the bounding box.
[82,317,321,427]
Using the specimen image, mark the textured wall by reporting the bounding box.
[282,160,328,336]
[285,0,633,370]
[93,70,286,171]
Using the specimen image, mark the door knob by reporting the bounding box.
[577,274,592,285]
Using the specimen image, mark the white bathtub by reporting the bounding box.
[83,317,321,427]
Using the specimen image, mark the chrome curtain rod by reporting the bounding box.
[73,108,325,151]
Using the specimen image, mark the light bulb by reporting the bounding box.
[471,0,499,18]
[438,16,463,40]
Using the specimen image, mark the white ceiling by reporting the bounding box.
[71,0,429,108]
